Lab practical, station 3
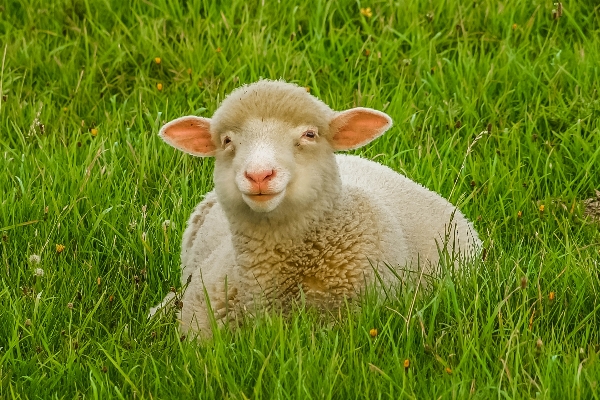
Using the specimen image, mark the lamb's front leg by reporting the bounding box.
[178,251,242,337]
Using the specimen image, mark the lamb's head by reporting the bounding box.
[159,80,392,219]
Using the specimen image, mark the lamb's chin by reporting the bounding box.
[242,191,286,213]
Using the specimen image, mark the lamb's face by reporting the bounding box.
[158,80,393,221]
[213,117,336,214]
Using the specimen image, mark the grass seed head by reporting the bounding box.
[520,276,528,289]
[552,3,563,19]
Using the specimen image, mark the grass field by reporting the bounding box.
[1,0,600,398]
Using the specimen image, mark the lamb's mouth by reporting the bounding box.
[242,192,283,203]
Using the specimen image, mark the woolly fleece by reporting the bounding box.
[150,80,481,336]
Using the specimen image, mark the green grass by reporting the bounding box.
[1,0,600,398]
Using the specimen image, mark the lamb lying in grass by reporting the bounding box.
[150,80,481,335]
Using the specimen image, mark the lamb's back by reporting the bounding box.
[336,154,480,270]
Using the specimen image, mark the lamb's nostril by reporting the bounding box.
[245,169,275,184]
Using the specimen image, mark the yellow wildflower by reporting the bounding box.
[360,7,373,18]
[154,57,161,64]
[369,328,378,338]
[90,128,98,137]
[157,83,163,91]
[56,244,65,253]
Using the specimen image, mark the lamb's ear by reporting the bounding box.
[329,107,393,151]
[159,116,216,157]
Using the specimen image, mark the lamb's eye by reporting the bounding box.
[223,136,232,146]
[303,130,317,139]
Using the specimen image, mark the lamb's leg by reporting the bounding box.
[148,291,176,317]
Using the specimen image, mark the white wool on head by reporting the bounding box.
[210,80,336,139]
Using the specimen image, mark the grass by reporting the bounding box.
[1,0,599,398]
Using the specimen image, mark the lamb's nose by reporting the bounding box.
[245,169,275,184]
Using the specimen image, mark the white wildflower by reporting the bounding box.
[29,254,41,264]
[162,220,171,230]
[34,268,44,277]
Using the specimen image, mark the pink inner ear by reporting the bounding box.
[330,108,392,150]
[160,116,216,156]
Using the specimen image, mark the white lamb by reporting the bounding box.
[150,79,481,335]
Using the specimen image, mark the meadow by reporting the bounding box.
[1,0,599,398]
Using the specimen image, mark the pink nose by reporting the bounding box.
[245,169,275,184]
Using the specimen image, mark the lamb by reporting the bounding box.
[150,79,481,336]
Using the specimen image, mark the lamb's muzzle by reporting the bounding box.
[151,79,482,337]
